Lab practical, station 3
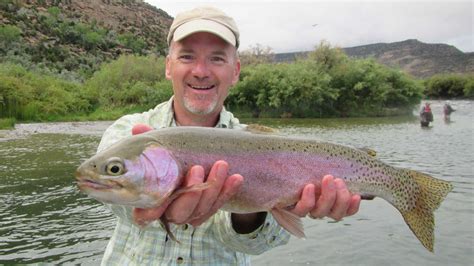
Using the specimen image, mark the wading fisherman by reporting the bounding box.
[420,102,433,127]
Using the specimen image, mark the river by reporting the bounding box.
[0,100,472,265]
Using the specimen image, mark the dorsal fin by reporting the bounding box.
[358,147,377,157]
[245,124,279,134]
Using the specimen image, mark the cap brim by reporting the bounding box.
[173,19,236,47]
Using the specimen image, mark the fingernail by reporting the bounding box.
[336,179,345,189]
[217,162,227,178]
[328,178,335,190]
[192,166,204,181]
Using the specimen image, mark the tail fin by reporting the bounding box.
[401,171,452,252]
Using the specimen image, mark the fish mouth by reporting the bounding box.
[75,171,123,190]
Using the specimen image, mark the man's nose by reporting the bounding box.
[191,59,210,78]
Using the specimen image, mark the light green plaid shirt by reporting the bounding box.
[97,97,290,265]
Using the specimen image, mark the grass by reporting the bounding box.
[0,105,152,125]
[0,118,16,129]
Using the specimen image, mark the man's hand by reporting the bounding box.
[290,175,361,221]
[131,124,243,227]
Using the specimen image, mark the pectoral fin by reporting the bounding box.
[169,182,212,201]
[160,216,180,243]
[271,208,305,238]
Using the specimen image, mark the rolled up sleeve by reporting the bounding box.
[212,210,290,255]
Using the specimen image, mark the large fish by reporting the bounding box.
[75,126,452,252]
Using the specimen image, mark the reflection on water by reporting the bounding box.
[0,134,115,264]
[0,100,472,265]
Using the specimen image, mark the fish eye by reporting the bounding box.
[105,158,125,176]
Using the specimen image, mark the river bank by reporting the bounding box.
[0,121,113,141]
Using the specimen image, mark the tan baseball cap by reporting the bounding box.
[167,6,240,48]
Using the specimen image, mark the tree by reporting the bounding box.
[238,43,275,66]
[308,40,348,71]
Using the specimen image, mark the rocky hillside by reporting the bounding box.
[0,0,173,79]
[344,39,473,78]
[276,39,473,78]
[2,1,472,80]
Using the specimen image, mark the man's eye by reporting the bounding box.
[211,57,225,63]
[178,55,194,61]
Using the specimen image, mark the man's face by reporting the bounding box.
[166,32,240,117]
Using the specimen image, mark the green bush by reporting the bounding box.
[0,117,15,129]
[118,33,146,53]
[85,54,170,109]
[464,79,474,98]
[229,43,422,118]
[0,24,22,45]
[227,42,422,117]
[424,74,474,98]
[329,58,422,116]
[0,63,92,120]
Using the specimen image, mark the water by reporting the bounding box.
[0,100,472,265]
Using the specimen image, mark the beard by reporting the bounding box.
[183,93,219,115]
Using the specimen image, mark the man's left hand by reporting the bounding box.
[290,175,361,221]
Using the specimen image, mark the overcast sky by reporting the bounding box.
[144,0,473,53]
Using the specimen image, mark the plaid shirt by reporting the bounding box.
[97,97,290,265]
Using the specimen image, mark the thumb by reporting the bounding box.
[132,124,153,135]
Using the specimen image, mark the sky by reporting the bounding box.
[144,0,473,53]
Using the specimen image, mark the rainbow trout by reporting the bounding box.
[75,126,452,252]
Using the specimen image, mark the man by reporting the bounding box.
[420,102,433,127]
[97,6,361,265]
[443,102,455,121]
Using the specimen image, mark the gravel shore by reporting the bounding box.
[0,121,113,140]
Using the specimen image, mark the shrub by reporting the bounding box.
[0,63,93,120]
[0,117,16,129]
[85,55,169,108]
[424,74,474,98]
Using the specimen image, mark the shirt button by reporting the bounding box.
[182,224,188,230]
[177,257,184,264]
[269,235,276,243]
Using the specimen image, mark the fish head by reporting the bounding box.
[75,133,182,208]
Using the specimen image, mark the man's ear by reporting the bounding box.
[165,55,172,80]
[231,59,241,86]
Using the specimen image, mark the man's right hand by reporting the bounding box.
[131,124,243,227]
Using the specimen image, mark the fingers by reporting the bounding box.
[189,161,229,219]
[189,173,243,227]
[307,175,360,221]
[133,200,170,226]
[135,160,243,227]
[165,165,205,224]
[132,124,153,135]
[290,184,316,217]
[309,175,337,219]
[327,178,351,220]
[346,194,361,216]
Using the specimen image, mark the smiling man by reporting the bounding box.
[97,6,360,265]
[166,31,240,126]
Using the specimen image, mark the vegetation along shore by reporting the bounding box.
[1,1,473,129]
